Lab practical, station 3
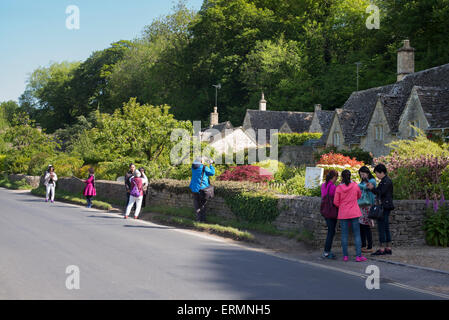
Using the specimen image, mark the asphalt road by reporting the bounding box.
[0,188,443,300]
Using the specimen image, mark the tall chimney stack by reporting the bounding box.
[397,39,415,82]
[259,92,267,111]
[210,106,219,127]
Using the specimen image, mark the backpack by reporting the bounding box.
[320,183,338,219]
[130,179,141,197]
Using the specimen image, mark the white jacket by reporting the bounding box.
[44,172,58,187]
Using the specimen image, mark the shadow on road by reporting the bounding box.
[123,225,175,230]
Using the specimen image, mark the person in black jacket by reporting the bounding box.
[367,164,394,256]
[125,163,136,210]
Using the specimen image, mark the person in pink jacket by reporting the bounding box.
[333,170,367,262]
[83,168,96,208]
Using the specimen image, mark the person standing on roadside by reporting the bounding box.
[358,166,377,253]
[125,163,136,210]
[125,170,144,220]
[320,170,339,260]
[367,164,394,256]
[139,167,149,208]
[83,168,96,208]
[334,170,367,262]
[189,157,215,223]
[44,165,58,203]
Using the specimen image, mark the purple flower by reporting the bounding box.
[440,193,446,207]
[434,200,439,213]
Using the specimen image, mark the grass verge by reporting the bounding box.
[31,186,112,211]
[144,205,311,243]
[0,176,32,190]
[151,215,255,242]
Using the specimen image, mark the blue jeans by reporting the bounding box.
[324,218,337,253]
[377,210,392,246]
[340,218,362,257]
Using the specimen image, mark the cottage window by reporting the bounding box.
[375,125,384,141]
[410,120,420,137]
[333,132,340,146]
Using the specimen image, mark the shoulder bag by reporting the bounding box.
[320,183,338,219]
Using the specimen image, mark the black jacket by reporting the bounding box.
[369,175,394,210]
[125,171,134,192]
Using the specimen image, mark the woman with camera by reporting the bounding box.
[189,157,215,223]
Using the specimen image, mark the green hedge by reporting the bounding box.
[277,132,323,147]
[150,179,280,224]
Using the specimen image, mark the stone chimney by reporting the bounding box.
[397,39,415,82]
[259,92,267,111]
[314,104,322,112]
[210,107,219,127]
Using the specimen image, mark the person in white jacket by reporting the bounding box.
[44,165,58,203]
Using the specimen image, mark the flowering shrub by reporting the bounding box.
[424,203,449,247]
[218,165,274,183]
[317,152,364,167]
[375,152,449,200]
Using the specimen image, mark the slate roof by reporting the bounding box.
[314,110,335,145]
[339,63,449,143]
[415,86,449,129]
[201,121,234,142]
[244,110,313,144]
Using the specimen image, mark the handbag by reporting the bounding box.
[199,165,215,200]
[368,197,384,220]
[320,183,338,219]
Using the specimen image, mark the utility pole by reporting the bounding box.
[212,84,221,108]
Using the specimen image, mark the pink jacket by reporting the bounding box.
[334,182,362,220]
[83,175,96,197]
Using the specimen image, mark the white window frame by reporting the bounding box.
[333,132,340,146]
[410,120,420,137]
[375,125,384,141]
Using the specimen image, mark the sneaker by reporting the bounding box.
[356,256,367,262]
[134,216,138,220]
[384,248,392,255]
[124,215,127,219]
[343,256,349,262]
[51,200,54,203]
[322,252,336,260]
[45,199,48,202]
[371,249,385,256]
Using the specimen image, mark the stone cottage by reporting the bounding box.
[325,40,449,157]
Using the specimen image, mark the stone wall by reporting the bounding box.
[8,174,41,189]
[274,195,426,247]
[279,145,316,167]
[18,175,427,248]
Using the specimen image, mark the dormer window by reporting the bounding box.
[410,120,420,137]
[375,125,384,141]
[333,132,341,146]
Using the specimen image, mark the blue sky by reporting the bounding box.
[0,0,204,102]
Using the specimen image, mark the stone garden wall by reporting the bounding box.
[11,174,427,248]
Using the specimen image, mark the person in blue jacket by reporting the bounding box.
[189,157,215,222]
[358,166,377,253]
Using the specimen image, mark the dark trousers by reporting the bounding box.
[86,196,92,207]
[193,192,207,222]
[142,191,147,208]
[324,218,337,253]
[360,224,373,249]
[378,209,392,246]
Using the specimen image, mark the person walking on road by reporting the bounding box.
[44,165,58,203]
[189,157,215,223]
[334,170,367,262]
[124,170,144,220]
[83,168,96,208]
[320,170,339,260]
